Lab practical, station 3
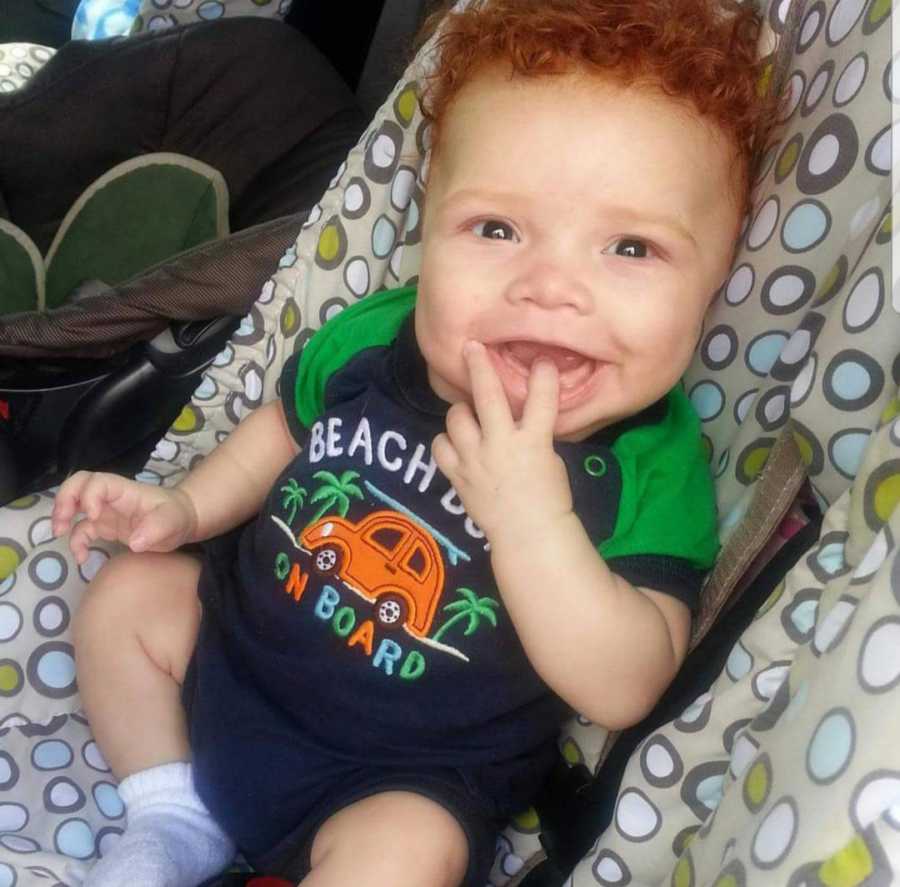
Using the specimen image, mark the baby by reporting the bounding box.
[52,1,779,885]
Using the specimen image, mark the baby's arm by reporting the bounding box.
[53,400,298,559]
[432,343,690,730]
[489,506,690,730]
[176,399,299,539]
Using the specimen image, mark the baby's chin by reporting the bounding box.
[553,414,610,442]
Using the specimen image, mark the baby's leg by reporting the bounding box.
[75,551,201,777]
[304,791,469,887]
[73,551,234,887]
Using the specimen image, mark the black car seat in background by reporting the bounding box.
[287,2,388,94]
[0,18,366,261]
[287,0,441,116]
[0,15,371,504]
[0,1,439,507]
[0,213,306,500]
[0,0,81,47]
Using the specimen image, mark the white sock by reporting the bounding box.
[83,762,235,887]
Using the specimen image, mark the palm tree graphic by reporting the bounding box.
[279,478,308,526]
[308,470,364,523]
[432,587,499,644]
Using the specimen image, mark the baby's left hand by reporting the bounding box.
[431,341,573,543]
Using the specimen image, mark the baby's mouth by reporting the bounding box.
[496,341,597,391]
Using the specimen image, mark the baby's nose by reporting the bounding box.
[505,264,593,313]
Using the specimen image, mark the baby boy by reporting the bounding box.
[52,1,778,885]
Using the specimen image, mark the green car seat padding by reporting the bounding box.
[0,212,303,359]
[43,152,229,311]
[0,218,44,314]
[0,153,228,317]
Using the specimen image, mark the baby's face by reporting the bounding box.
[416,68,742,440]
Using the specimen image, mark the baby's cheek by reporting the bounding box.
[650,307,703,356]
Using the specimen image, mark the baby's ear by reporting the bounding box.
[418,150,434,188]
[399,150,423,167]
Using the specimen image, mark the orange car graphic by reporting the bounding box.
[300,510,446,637]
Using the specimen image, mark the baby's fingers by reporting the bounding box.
[464,341,513,435]
[129,502,185,553]
[431,432,460,480]
[68,519,99,565]
[51,471,92,535]
[444,402,481,456]
[78,473,121,521]
[521,359,559,439]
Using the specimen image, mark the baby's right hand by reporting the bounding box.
[51,471,199,564]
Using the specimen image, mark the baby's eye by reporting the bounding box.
[607,238,651,259]
[472,219,518,241]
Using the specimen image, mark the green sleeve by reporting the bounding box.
[599,388,719,571]
[280,285,417,435]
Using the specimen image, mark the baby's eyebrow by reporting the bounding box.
[598,203,698,249]
[438,187,529,212]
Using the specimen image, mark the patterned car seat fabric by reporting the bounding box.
[0,0,896,884]
[0,43,55,92]
[128,0,291,35]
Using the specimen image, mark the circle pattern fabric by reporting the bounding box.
[684,0,894,539]
[0,45,55,94]
[0,0,898,884]
[128,0,289,34]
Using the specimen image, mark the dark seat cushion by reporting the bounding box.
[0,17,366,252]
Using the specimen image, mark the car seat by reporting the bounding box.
[0,0,896,885]
[0,211,309,505]
[0,1,78,48]
[0,16,368,503]
[0,41,55,91]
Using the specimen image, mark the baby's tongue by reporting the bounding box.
[503,341,587,372]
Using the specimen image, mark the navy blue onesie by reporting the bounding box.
[184,287,718,885]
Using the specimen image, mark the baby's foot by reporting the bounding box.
[63,859,88,885]
[83,810,234,887]
[83,762,234,887]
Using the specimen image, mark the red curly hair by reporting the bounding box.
[419,0,782,210]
